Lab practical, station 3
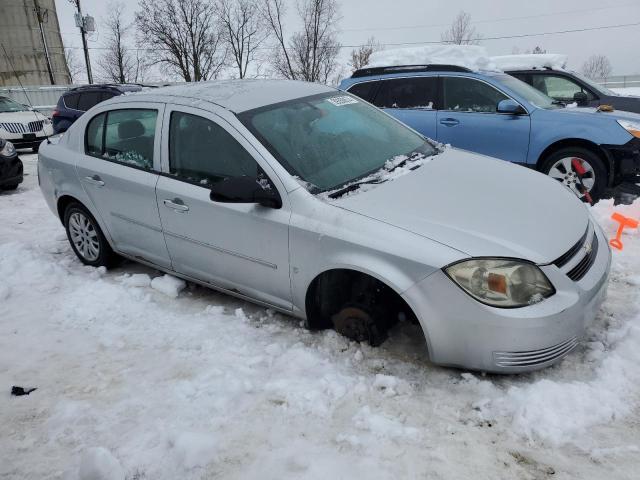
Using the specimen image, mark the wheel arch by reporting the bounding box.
[303,266,419,330]
[56,194,116,248]
[536,138,614,186]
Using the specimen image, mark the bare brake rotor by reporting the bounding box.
[331,305,387,347]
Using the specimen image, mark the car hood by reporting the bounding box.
[0,110,48,122]
[331,148,589,264]
[550,106,640,123]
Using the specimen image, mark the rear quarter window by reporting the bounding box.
[77,91,102,112]
[63,93,80,109]
[347,81,380,103]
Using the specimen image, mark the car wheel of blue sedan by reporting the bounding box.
[541,147,607,203]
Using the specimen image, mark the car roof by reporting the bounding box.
[119,79,335,113]
[66,84,144,94]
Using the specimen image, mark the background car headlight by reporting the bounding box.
[0,139,16,157]
[444,258,555,308]
[617,120,640,138]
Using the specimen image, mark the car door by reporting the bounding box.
[75,103,172,268]
[155,105,292,310]
[371,76,439,139]
[436,76,531,163]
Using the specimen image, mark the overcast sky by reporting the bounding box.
[54,0,640,82]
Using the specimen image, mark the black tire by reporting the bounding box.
[64,202,119,268]
[32,143,40,153]
[540,147,607,204]
[2,184,19,190]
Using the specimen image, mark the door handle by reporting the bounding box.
[439,118,460,127]
[83,175,105,187]
[163,198,189,212]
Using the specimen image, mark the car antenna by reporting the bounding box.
[0,42,47,141]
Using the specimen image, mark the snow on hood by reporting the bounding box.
[0,109,48,122]
[331,149,588,264]
[491,54,568,72]
[365,45,498,72]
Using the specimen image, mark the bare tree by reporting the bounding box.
[348,36,379,71]
[216,0,269,79]
[440,11,481,45]
[581,54,612,80]
[135,0,227,82]
[65,48,85,84]
[98,2,145,83]
[261,0,341,83]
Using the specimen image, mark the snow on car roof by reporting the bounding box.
[491,54,568,72]
[128,79,334,113]
[365,45,498,72]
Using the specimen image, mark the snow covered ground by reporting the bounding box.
[2,154,639,480]
[612,87,640,97]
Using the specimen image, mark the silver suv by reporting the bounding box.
[38,79,611,372]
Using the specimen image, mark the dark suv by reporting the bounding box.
[504,68,640,113]
[52,84,144,134]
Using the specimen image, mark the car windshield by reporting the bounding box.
[570,71,616,96]
[492,74,561,109]
[238,92,436,192]
[0,97,28,113]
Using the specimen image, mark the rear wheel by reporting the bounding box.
[64,203,118,268]
[541,147,607,203]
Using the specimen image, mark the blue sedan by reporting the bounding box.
[340,65,640,203]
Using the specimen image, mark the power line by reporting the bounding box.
[339,2,640,33]
[50,20,640,52]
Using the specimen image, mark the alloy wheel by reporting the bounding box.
[68,212,100,261]
[547,157,595,198]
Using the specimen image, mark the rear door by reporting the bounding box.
[370,76,439,140]
[75,103,172,268]
[436,76,531,163]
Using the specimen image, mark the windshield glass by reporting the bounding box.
[0,97,28,113]
[492,74,560,109]
[239,92,436,192]
[570,71,616,96]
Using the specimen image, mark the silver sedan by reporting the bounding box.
[38,79,611,373]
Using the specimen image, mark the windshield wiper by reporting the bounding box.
[327,178,387,199]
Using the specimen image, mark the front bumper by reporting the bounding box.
[402,223,612,373]
[602,138,640,181]
[1,124,53,149]
[0,154,24,187]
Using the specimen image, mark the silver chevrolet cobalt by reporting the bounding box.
[38,80,611,372]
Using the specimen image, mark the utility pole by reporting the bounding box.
[71,0,93,83]
[33,0,55,85]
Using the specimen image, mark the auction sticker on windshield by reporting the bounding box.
[326,96,359,106]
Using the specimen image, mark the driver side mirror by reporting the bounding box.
[497,99,527,115]
[210,176,282,209]
[573,91,588,106]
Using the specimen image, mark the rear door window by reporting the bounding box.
[372,77,438,109]
[77,91,102,111]
[442,77,508,112]
[85,109,157,170]
[100,92,116,102]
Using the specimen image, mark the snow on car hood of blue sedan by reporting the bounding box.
[331,148,589,264]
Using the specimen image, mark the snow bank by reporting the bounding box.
[612,87,640,97]
[151,274,186,298]
[365,45,497,71]
[78,447,124,480]
[491,54,568,71]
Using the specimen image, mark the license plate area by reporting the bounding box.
[22,133,36,140]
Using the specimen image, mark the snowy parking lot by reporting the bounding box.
[1,154,639,479]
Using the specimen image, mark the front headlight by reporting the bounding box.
[444,258,555,308]
[617,120,640,138]
[0,140,16,157]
